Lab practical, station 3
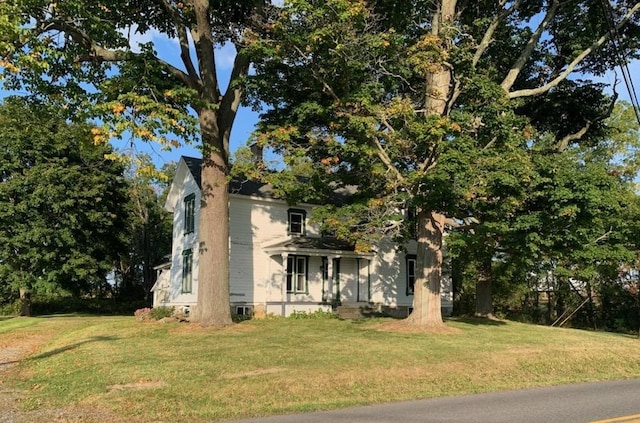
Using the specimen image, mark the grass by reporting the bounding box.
[2,315,640,422]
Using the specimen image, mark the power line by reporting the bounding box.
[599,0,640,126]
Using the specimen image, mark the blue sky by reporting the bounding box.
[0,32,261,169]
[1,24,638,169]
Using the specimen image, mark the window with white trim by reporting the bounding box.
[182,249,193,293]
[184,193,196,234]
[287,208,306,235]
[286,255,308,293]
[406,254,416,295]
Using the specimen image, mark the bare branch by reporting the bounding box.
[192,0,219,103]
[46,18,198,90]
[508,2,640,99]
[219,49,251,154]
[368,135,406,183]
[419,144,438,173]
[473,0,523,68]
[589,228,613,245]
[555,124,592,153]
[500,0,560,92]
[554,90,618,152]
[483,136,498,151]
[155,0,199,82]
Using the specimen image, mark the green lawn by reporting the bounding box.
[2,315,639,422]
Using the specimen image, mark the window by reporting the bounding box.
[406,255,416,295]
[235,306,252,316]
[182,249,193,293]
[286,255,308,293]
[287,208,306,235]
[184,193,195,234]
[407,207,418,239]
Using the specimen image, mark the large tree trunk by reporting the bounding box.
[404,0,457,327]
[191,108,233,327]
[19,288,31,317]
[475,256,494,318]
[407,210,445,326]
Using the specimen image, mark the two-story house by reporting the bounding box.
[153,156,453,318]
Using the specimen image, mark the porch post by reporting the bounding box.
[334,257,341,304]
[367,259,372,303]
[356,258,361,302]
[281,253,288,316]
[326,256,334,303]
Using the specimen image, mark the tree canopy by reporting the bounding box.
[4,0,640,327]
[0,96,129,310]
[0,0,276,326]
[246,0,640,326]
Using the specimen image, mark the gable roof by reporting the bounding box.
[182,156,275,198]
[181,156,356,203]
[183,156,202,189]
[263,236,375,258]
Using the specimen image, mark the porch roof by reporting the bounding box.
[263,236,375,259]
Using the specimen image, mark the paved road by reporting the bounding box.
[225,379,640,423]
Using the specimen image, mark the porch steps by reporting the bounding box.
[336,303,381,319]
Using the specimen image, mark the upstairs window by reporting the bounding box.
[184,193,195,234]
[406,255,416,295]
[287,208,306,236]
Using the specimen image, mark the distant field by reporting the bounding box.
[1,315,639,422]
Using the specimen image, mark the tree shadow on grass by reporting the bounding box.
[0,335,119,366]
[449,316,508,326]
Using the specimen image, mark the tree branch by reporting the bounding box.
[219,49,251,154]
[46,18,198,90]
[155,0,199,82]
[472,0,523,68]
[500,0,560,92]
[554,124,591,153]
[508,2,640,99]
[554,90,618,152]
[192,0,219,103]
[368,135,406,183]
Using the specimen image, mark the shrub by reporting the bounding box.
[149,306,175,320]
[288,309,337,320]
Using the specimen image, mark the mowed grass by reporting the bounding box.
[2,315,640,422]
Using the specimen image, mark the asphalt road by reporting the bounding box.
[224,379,640,423]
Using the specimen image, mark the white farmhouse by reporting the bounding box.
[153,156,453,318]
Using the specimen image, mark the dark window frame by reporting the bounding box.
[182,249,193,294]
[287,208,307,236]
[184,193,196,235]
[406,254,416,296]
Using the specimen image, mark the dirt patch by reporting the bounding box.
[373,320,462,334]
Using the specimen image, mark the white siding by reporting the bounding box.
[162,158,453,316]
[164,159,199,307]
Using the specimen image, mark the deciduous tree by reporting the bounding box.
[247,0,640,326]
[0,0,275,326]
[0,97,129,314]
